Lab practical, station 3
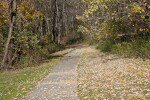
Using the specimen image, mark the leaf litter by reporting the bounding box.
[78,46,150,100]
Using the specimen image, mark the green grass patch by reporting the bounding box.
[0,58,61,100]
[97,37,150,58]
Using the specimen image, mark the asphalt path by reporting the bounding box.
[25,45,83,100]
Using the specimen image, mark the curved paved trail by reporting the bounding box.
[25,45,84,100]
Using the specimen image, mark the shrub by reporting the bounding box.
[97,37,150,59]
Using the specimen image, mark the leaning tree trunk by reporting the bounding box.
[1,0,17,69]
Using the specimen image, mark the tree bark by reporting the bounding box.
[52,0,57,42]
[56,0,61,44]
[1,0,17,69]
[61,0,66,37]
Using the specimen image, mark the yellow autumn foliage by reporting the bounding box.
[0,1,9,26]
[139,28,149,32]
[18,1,43,27]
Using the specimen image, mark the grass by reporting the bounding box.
[0,48,71,100]
[97,37,150,58]
[0,59,60,100]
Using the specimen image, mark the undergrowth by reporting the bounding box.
[97,37,150,58]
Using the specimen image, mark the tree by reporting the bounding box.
[1,0,17,69]
[77,0,150,40]
[0,0,81,69]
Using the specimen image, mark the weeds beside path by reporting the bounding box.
[78,46,150,100]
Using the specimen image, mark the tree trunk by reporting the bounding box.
[56,0,61,44]
[45,17,52,43]
[61,0,65,37]
[52,0,57,42]
[1,0,17,69]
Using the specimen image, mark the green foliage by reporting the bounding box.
[66,32,84,44]
[97,37,150,58]
[104,19,130,38]
[13,30,40,51]
[97,40,114,52]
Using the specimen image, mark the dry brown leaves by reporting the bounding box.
[78,47,150,100]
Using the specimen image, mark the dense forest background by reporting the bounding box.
[0,0,150,70]
[0,0,82,70]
